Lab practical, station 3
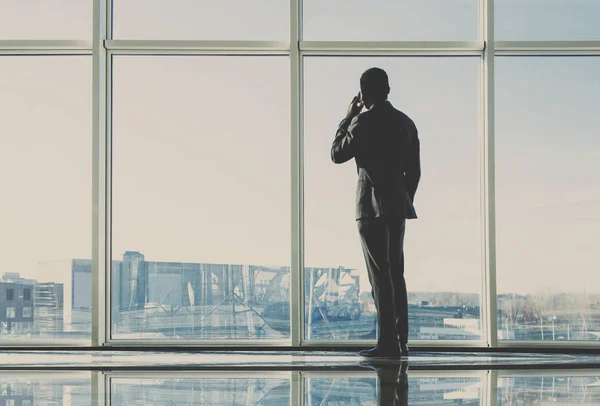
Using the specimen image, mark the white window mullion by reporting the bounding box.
[92,0,109,347]
[290,0,305,348]
[481,0,499,348]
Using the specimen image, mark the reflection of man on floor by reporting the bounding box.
[331,68,421,358]
[361,360,409,405]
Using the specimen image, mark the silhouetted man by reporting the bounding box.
[331,68,421,358]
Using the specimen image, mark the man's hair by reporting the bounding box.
[360,67,390,98]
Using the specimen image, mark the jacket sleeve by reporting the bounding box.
[331,115,363,164]
[405,124,421,202]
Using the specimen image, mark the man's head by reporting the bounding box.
[360,68,390,109]
[360,67,390,109]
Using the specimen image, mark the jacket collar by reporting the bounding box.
[370,100,392,110]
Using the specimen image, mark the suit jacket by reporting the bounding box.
[331,100,421,221]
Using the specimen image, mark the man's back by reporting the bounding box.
[331,100,420,220]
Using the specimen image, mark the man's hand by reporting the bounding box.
[346,92,364,120]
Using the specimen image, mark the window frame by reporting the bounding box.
[0,0,598,350]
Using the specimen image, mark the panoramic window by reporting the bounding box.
[496,57,600,341]
[3,0,596,348]
[0,56,92,342]
[303,57,482,341]
[111,55,291,340]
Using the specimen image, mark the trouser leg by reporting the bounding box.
[357,217,397,347]
[389,218,408,344]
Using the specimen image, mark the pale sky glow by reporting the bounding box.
[495,57,600,295]
[112,55,291,267]
[304,57,481,294]
[303,0,478,41]
[0,1,599,317]
[0,56,91,289]
[0,0,92,40]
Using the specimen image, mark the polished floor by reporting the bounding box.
[0,351,599,404]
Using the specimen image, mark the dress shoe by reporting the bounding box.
[359,345,401,358]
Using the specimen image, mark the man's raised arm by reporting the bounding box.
[331,115,362,164]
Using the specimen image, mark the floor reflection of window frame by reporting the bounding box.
[497,369,600,405]
[0,372,92,405]
[304,370,486,406]
[106,371,293,405]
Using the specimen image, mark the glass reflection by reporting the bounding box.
[498,374,600,405]
[306,366,482,406]
[0,373,91,405]
[0,369,598,405]
[110,376,290,405]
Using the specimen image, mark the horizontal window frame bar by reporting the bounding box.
[302,40,486,50]
[301,49,483,56]
[0,340,90,347]
[498,340,600,348]
[107,371,292,378]
[301,339,488,347]
[105,40,290,52]
[301,40,484,56]
[104,339,292,346]
[304,370,486,378]
[103,339,486,348]
[0,40,92,52]
[0,344,598,352]
[0,50,92,55]
[497,368,600,377]
[3,40,600,56]
[0,372,88,379]
[496,40,600,55]
[106,49,290,56]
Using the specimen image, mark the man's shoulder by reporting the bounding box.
[391,107,414,123]
[390,108,417,132]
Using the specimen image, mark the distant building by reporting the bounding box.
[0,278,35,334]
[72,259,93,310]
[408,304,481,340]
[33,282,64,335]
[71,253,484,339]
[0,273,64,336]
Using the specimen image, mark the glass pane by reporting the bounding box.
[113,0,289,40]
[0,56,91,342]
[496,0,600,40]
[111,56,291,340]
[111,376,290,404]
[496,57,600,341]
[0,0,92,39]
[304,57,482,341]
[303,0,478,41]
[498,373,600,404]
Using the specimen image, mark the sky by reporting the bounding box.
[0,1,599,307]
